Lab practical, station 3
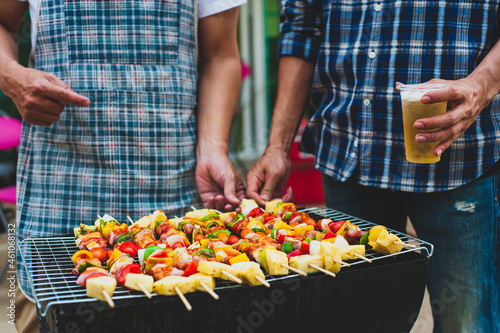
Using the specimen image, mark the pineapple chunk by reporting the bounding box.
[241,199,259,216]
[189,273,216,292]
[130,215,152,229]
[289,255,324,274]
[265,199,282,213]
[124,273,154,293]
[265,249,289,275]
[372,229,404,254]
[153,276,196,296]
[197,261,240,281]
[338,245,366,261]
[86,276,116,301]
[319,243,342,273]
[231,262,266,286]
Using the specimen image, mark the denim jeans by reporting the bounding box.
[322,169,500,333]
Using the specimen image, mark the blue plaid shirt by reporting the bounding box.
[279,0,500,192]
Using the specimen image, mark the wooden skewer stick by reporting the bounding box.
[97,214,102,219]
[102,290,115,308]
[127,215,134,225]
[394,241,419,248]
[200,282,219,300]
[221,270,242,284]
[281,263,307,277]
[137,283,152,299]
[354,253,372,263]
[191,206,198,211]
[333,258,351,267]
[256,276,270,288]
[309,264,336,278]
[175,287,192,311]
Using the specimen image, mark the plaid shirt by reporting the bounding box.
[279,0,500,192]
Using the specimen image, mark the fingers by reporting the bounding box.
[246,171,266,206]
[42,77,90,107]
[421,85,462,104]
[281,187,293,202]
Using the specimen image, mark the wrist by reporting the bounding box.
[196,141,228,159]
[0,60,24,96]
[468,63,500,101]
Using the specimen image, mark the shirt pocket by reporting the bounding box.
[64,0,180,66]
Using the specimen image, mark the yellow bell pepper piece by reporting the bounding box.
[294,225,314,235]
[368,225,388,247]
[107,248,122,266]
[229,253,250,265]
[274,221,292,230]
[71,250,93,263]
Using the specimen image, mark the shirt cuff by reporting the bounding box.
[278,32,321,63]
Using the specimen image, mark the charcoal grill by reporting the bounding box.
[19,207,433,333]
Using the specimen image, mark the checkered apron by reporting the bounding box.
[17,0,200,297]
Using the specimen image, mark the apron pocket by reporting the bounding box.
[64,0,180,66]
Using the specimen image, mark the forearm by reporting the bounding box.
[0,23,24,94]
[468,38,500,101]
[266,56,316,154]
[196,55,241,156]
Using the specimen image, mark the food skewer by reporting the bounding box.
[221,270,243,284]
[354,253,372,263]
[281,263,307,276]
[394,241,418,248]
[127,215,134,225]
[255,276,271,288]
[200,282,219,300]
[137,283,152,299]
[102,289,115,308]
[309,264,336,278]
[175,287,192,311]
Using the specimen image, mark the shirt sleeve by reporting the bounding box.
[278,0,324,63]
[198,0,247,19]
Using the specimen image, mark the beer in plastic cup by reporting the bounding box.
[399,84,448,164]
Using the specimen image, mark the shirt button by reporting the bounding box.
[363,99,371,106]
[374,3,383,11]
[368,50,376,58]
[354,139,359,148]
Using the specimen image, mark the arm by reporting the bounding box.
[0,0,89,126]
[195,7,245,211]
[411,38,500,156]
[246,0,323,206]
[246,56,315,205]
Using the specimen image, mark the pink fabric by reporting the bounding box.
[0,117,22,150]
[0,186,16,205]
[241,62,251,81]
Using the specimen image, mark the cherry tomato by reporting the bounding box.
[173,241,184,249]
[228,235,240,245]
[194,234,204,242]
[216,232,229,243]
[90,247,106,262]
[105,249,114,260]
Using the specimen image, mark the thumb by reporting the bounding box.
[260,175,281,204]
[223,176,242,206]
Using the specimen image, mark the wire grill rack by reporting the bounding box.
[19,207,433,317]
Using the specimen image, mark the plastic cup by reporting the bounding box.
[399,84,448,164]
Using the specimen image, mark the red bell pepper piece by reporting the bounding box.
[277,233,286,244]
[83,273,109,286]
[287,249,301,261]
[323,230,337,240]
[118,242,141,258]
[300,242,310,255]
[144,240,161,248]
[182,260,199,277]
[247,207,264,218]
[232,222,240,234]
[328,220,346,233]
[117,264,141,285]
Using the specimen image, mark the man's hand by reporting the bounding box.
[413,76,497,157]
[2,64,90,126]
[196,153,245,212]
[246,147,293,206]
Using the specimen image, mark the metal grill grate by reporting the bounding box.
[19,207,433,317]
